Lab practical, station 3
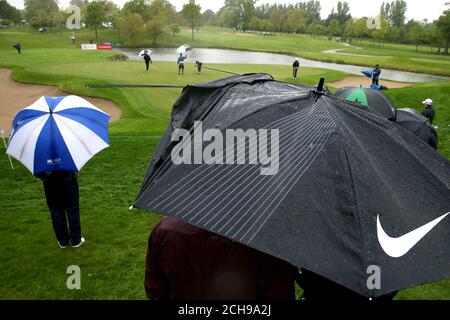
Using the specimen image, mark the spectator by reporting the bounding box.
[372,64,381,85]
[143,52,152,72]
[421,98,435,124]
[13,41,21,54]
[177,53,186,75]
[292,58,300,79]
[36,170,85,248]
[145,217,296,300]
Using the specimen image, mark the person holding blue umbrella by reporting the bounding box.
[372,64,381,85]
[7,96,110,248]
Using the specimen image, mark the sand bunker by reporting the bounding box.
[328,76,412,89]
[0,68,122,134]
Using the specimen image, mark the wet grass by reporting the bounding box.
[0,27,448,300]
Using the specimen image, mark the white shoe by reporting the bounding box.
[72,237,85,248]
[58,242,68,249]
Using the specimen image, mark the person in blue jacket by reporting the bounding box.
[177,53,186,75]
[372,64,381,85]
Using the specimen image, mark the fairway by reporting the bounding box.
[0,26,449,300]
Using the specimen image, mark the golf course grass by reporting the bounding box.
[0,27,449,300]
[3,26,450,76]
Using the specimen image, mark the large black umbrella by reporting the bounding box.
[134,74,450,298]
[395,108,438,149]
[333,87,396,120]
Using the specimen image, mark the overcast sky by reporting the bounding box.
[6,0,450,21]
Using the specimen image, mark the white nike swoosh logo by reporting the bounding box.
[377,212,450,258]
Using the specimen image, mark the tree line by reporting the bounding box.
[1,0,449,54]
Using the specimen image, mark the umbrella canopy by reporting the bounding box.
[396,108,438,149]
[362,70,373,78]
[134,74,450,298]
[7,95,110,175]
[333,87,396,120]
[139,49,152,56]
[177,44,191,56]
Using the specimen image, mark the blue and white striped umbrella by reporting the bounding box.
[6,95,110,175]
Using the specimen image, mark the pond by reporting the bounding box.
[117,48,449,83]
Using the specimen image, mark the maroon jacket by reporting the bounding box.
[145,217,295,300]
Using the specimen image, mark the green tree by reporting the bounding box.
[422,23,439,52]
[146,17,165,45]
[85,1,106,39]
[121,0,148,21]
[147,0,175,21]
[98,0,119,27]
[372,16,389,47]
[327,19,341,37]
[182,0,202,41]
[0,1,22,24]
[118,13,143,47]
[344,18,355,42]
[248,16,262,30]
[303,0,321,24]
[24,0,59,27]
[222,0,256,31]
[437,10,450,54]
[203,9,216,25]
[169,23,181,37]
[354,17,369,43]
[216,7,237,28]
[286,8,306,34]
[326,1,351,26]
[269,7,284,33]
[309,20,325,38]
[407,21,424,52]
[381,0,407,27]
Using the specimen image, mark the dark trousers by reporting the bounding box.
[42,176,81,246]
[293,67,299,78]
[178,64,184,74]
[372,77,379,85]
[145,60,150,70]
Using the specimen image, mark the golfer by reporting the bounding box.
[145,217,295,300]
[143,52,152,72]
[292,58,300,79]
[372,64,381,85]
[421,98,435,124]
[70,34,76,45]
[13,41,21,54]
[37,171,85,248]
[177,53,185,75]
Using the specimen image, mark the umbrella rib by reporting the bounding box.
[228,113,335,240]
[17,115,50,161]
[142,90,311,205]
[148,102,314,209]
[193,106,329,227]
[53,115,94,159]
[161,110,304,214]
[339,99,404,143]
[208,111,332,233]
[243,122,336,243]
[156,104,317,214]
[190,107,326,226]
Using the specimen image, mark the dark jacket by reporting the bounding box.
[145,217,296,300]
[422,107,435,124]
[293,60,300,68]
[373,67,381,80]
[143,54,152,63]
[36,170,77,183]
[177,55,186,65]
